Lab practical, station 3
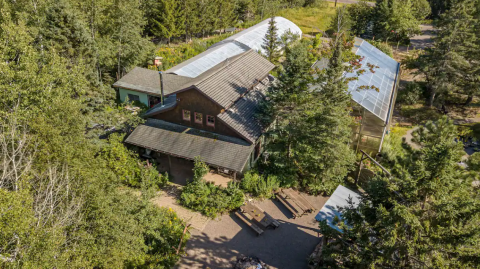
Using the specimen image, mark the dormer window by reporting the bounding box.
[195,112,203,124]
[183,110,191,121]
[207,115,215,127]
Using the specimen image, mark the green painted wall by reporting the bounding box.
[119,88,149,106]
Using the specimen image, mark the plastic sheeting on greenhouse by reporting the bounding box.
[167,17,302,78]
[346,38,399,122]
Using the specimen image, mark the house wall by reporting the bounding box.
[119,88,149,106]
[151,88,244,141]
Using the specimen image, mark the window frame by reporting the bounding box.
[127,94,140,102]
[182,109,191,121]
[194,112,203,124]
[206,115,215,127]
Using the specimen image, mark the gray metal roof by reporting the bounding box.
[167,17,301,78]
[125,119,254,172]
[194,50,275,108]
[346,38,399,122]
[113,67,194,95]
[315,185,361,233]
[217,76,271,143]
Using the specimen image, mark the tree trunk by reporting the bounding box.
[464,94,473,106]
[428,91,436,107]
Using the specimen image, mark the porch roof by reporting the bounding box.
[125,119,254,172]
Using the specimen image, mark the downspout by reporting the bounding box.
[378,62,401,152]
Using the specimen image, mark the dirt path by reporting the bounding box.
[151,184,211,231]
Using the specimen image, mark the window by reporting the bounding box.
[194,112,203,124]
[182,110,191,121]
[127,94,140,102]
[207,115,215,127]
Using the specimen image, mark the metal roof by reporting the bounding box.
[346,38,399,122]
[167,17,301,78]
[112,67,194,95]
[125,119,254,172]
[315,185,361,233]
[194,50,275,109]
[217,76,271,143]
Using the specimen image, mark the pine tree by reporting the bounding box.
[261,17,282,64]
[319,116,480,268]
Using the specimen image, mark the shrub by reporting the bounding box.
[241,171,279,199]
[180,158,244,218]
[399,82,423,105]
[467,152,480,171]
[102,133,168,188]
[180,180,244,218]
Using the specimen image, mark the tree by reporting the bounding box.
[262,16,282,64]
[262,9,355,194]
[373,0,422,42]
[319,116,480,268]
[346,0,374,37]
[417,0,478,106]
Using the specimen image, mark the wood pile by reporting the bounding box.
[233,255,269,269]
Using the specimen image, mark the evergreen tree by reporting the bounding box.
[373,0,422,42]
[262,16,282,64]
[319,116,480,268]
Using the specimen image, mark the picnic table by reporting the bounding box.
[276,188,316,219]
[235,202,280,236]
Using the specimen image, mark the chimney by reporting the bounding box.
[159,71,164,106]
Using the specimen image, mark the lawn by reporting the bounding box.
[277,2,344,35]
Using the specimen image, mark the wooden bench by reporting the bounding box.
[276,189,316,218]
[235,211,264,236]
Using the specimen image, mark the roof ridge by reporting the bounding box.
[194,50,255,86]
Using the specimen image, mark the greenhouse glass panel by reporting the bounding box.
[347,38,399,122]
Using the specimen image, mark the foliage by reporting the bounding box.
[181,158,244,218]
[262,16,282,64]
[261,9,356,195]
[368,40,394,57]
[373,0,422,42]
[319,117,480,268]
[241,171,280,198]
[0,2,184,267]
[398,82,423,105]
[101,133,168,188]
[345,0,374,36]
[467,152,480,171]
[416,0,480,106]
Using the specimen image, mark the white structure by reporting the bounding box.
[167,17,302,78]
[315,185,362,233]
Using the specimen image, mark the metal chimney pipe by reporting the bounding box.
[159,71,164,106]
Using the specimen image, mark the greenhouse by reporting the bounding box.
[347,38,400,154]
[167,16,302,78]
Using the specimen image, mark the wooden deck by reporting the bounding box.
[276,189,316,218]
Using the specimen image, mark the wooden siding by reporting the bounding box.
[151,88,243,141]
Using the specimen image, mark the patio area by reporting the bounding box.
[176,194,329,269]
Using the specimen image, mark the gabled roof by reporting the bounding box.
[125,119,254,172]
[112,67,194,96]
[193,50,274,109]
[217,76,271,143]
[346,38,400,122]
[167,17,301,78]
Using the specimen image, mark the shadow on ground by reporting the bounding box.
[176,196,329,269]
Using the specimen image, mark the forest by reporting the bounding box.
[0,0,479,268]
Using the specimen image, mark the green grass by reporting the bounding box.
[277,2,343,35]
